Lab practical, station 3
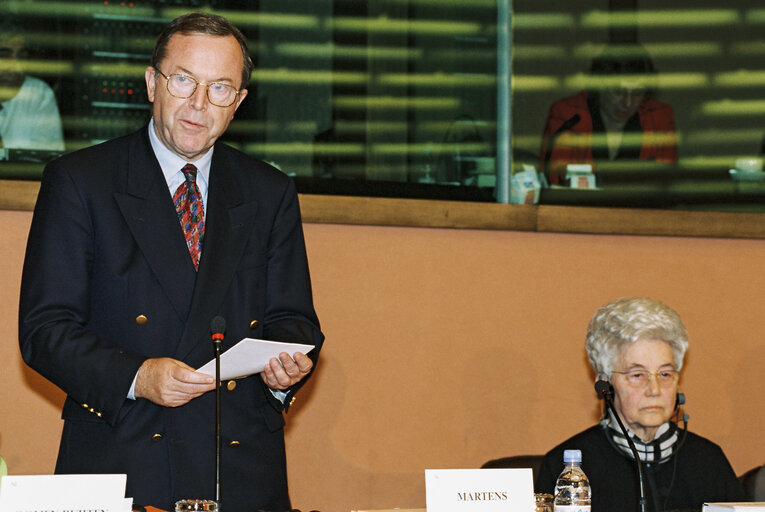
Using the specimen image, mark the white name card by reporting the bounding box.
[704,504,765,511]
[0,474,132,512]
[425,468,534,512]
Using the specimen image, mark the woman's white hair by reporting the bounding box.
[585,297,689,377]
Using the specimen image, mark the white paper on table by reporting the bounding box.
[704,503,765,511]
[0,474,131,512]
[196,338,315,380]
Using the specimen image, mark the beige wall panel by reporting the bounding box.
[1,211,763,511]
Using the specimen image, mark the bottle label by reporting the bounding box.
[554,506,591,512]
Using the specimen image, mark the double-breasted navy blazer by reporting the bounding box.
[19,125,324,511]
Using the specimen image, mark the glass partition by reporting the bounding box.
[513,0,765,211]
[0,0,500,202]
[3,1,765,212]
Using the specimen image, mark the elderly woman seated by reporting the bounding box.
[535,297,745,511]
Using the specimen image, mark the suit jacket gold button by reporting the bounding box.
[226,380,237,391]
[96,412,103,418]
[82,403,89,409]
[229,440,241,448]
[289,396,296,407]
[151,433,163,442]
[136,315,148,325]
[249,319,259,329]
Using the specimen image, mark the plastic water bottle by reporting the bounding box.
[553,449,591,512]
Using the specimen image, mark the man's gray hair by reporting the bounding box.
[151,12,254,89]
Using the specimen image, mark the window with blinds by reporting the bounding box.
[3,1,765,211]
[0,0,501,203]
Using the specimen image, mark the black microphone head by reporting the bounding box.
[595,379,612,399]
[210,316,226,335]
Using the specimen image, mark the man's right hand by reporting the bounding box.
[134,357,215,407]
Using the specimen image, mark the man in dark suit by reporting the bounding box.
[18,13,323,512]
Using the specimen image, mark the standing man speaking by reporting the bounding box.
[19,12,323,512]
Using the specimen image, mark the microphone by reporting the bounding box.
[210,316,226,508]
[595,380,647,512]
[541,113,581,179]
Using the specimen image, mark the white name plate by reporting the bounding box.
[425,468,534,512]
[0,474,132,512]
[704,504,765,511]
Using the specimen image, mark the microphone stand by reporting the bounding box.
[210,316,226,510]
[596,381,647,512]
[214,338,221,505]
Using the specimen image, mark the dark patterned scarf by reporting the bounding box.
[601,410,680,464]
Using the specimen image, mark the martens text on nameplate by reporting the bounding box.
[456,491,508,502]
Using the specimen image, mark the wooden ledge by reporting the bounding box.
[1,179,43,211]
[4,179,765,239]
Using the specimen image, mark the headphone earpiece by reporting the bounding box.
[595,378,614,400]
[675,392,689,430]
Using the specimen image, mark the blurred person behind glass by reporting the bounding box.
[539,44,676,186]
[0,19,64,152]
[535,297,745,511]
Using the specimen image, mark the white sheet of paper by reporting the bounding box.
[351,509,426,512]
[704,504,765,511]
[425,468,534,512]
[0,474,131,512]
[196,338,315,380]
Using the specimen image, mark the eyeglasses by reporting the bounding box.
[611,368,679,388]
[154,68,241,107]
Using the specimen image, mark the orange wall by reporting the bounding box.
[1,209,763,511]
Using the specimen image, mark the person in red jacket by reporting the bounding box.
[540,44,677,185]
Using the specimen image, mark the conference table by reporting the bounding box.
[135,507,427,512]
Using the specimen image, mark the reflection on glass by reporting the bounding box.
[0,18,64,159]
[539,43,676,187]
[513,2,765,212]
[7,2,765,212]
[0,2,501,201]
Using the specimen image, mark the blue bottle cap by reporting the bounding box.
[563,449,582,463]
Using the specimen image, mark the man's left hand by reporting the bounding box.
[261,351,313,390]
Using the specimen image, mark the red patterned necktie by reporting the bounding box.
[173,163,205,270]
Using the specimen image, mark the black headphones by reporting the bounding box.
[675,392,689,430]
[596,379,689,427]
[597,378,690,511]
